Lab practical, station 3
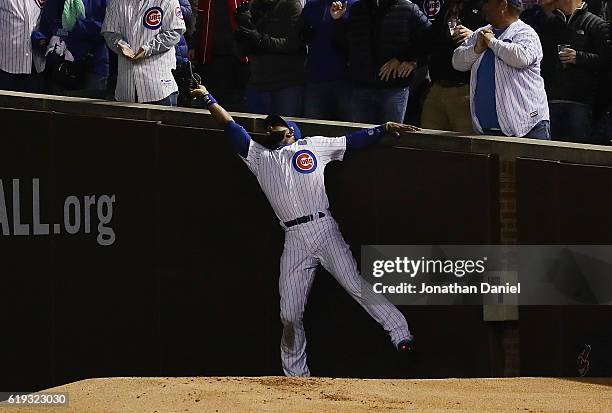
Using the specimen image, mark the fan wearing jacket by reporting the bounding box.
[34,0,109,97]
[234,0,306,117]
[524,0,610,143]
[331,0,431,124]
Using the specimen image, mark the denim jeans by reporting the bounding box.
[483,120,551,140]
[0,69,43,93]
[303,80,352,122]
[147,91,178,107]
[351,86,410,124]
[51,73,108,99]
[247,86,303,117]
[524,120,551,140]
[549,101,593,143]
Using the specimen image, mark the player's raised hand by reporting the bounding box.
[384,122,420,137]
[330,1,348,20]
[190,84,210,98]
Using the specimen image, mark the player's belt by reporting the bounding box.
[284,212,326,228]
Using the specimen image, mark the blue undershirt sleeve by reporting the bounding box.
[345,125,386,150]
[224,121,251,158]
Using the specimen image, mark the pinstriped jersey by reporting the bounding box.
[453,20,549,137]
[243,136,347,224]
[101,0,186,103]
[0,0,46,74]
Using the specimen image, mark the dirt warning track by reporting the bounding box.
[4,376,611,412]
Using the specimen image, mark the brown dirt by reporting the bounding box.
[3,376,611,413]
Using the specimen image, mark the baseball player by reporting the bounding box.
[191,84,417,377]
[0,0,46,93]
[101,0,186,105]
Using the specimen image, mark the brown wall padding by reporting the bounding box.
[1,108,500,391]
[517,158,612,376]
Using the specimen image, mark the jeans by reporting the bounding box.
[549,101,593,143]
[524,120,551,140]
[247,86,303,117]
[147,91,178,107]
[303,80,352,122]
[51,73,108,99]
[351,86,410,124]
[483,120,551,140]
[0,69,43,93]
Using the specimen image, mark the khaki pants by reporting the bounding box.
[421,83,473,134]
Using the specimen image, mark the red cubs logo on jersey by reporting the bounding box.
[143,7,163,30]
[292,150,318,174]
[423,0,442,20]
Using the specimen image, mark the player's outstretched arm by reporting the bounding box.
[191,85,234,126]
[191,85,252,158]
[345,122,420,150]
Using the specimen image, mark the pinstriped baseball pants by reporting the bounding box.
[279,215,412,377]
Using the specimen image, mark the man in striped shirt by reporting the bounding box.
[452,0,551,139]
[191,84,418,377]
[0,0,46,93]
[101,0,186,105]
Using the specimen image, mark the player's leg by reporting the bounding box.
[315,218,413,347]
[279,231,318,377]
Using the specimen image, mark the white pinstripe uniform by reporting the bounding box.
[0,0,45,75]
[101,0,186,103]
[243,135,412,377]
[452,20,550,137]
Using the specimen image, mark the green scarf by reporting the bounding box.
[62,0,86,31]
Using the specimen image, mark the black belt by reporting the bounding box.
[284,212,326,228]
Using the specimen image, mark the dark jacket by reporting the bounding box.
[175,0,195,65]
[335,0,431,88]
[236,0,306,91]
[36,0,108,76]
[426,0,485,84]
[524,4,610,105]
[301,0,356,83]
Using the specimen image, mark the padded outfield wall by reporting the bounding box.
[0,92,611,392]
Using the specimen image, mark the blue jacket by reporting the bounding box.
[175,0,194,65]
[301,0,356,83]
[36,0,109,76]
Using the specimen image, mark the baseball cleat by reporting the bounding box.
[397,337,415,353]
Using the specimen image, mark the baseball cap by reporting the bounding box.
[264,115,302,140]
[507,0,523,9]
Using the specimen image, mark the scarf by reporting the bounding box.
[62,0,86,31]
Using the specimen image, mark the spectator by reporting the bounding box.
[332,0,431,124]
[526,0,609,143]
[583,0,612,19]
[452,0,551,139]
[172,0,198,106]
[190,0,250,112]
[520,0,556,29]
[0,0,46,93]
[234,0,306,117]
[421,0,486,133]
[101,0,186,106]
[35,0,109,98]
[300,0,355,121]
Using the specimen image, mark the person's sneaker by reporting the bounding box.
[397,337,415,353]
